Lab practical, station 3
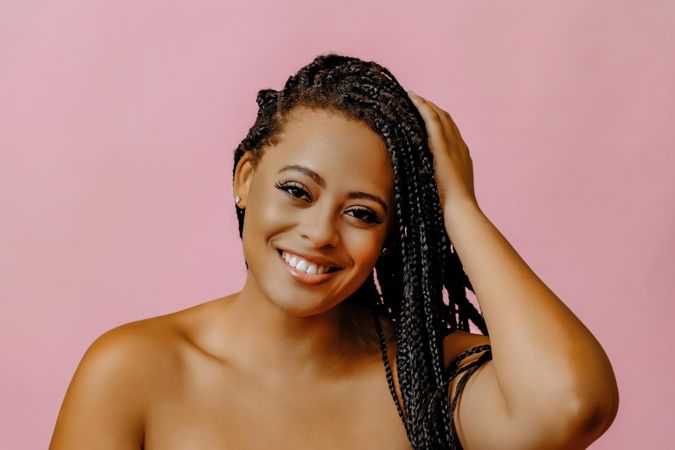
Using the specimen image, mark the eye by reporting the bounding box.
[274,180,312,202]
[346,207,383,224]
[274,180,383,225]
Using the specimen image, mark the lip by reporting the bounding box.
[277,249,341,285]
[275,247,342,269]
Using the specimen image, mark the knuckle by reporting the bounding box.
[429,114,443,125]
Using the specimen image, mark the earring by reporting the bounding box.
[381,246,389,256]
[234,195,241,205]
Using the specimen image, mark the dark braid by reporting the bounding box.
[231,53,489,449]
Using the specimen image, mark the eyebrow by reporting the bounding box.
[277,164,389,213]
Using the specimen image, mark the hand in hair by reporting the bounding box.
[407,90,478,213]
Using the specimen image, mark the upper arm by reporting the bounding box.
[50,324,154,450]
[443,331,606,450]
[443,331,520,449]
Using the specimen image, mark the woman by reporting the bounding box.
[50,53,619,449]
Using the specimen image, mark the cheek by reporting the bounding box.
[247,186,292,234]
[339,232,382,296]
[240,187,287,263]
[342,230,382,266]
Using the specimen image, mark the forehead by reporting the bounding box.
[261,107,394,190]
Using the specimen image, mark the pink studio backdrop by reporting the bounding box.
[1,1,673,448]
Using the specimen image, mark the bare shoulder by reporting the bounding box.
[81,312,187,386]
[50,313,188,449]
[88,314,186,377]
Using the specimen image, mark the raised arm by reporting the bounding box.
[408,90,619,449]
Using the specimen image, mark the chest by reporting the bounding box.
[142,356,411,450]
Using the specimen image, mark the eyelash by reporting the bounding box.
[273,180,383,225]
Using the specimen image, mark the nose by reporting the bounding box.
[298,203,341,249]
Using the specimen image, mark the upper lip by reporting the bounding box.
[277,247,342,269]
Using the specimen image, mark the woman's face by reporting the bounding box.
[234,106,395,317]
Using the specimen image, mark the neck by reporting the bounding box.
[220,271,377,380]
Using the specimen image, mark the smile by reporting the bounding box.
[276,249,342,285]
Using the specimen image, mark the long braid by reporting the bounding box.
[232,53,488,449]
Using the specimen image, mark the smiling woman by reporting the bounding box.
[50,53,618,450]
[233,106,396,319]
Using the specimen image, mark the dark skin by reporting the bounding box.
[50,97,618,449]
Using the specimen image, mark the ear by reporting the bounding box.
[233,151,256,209]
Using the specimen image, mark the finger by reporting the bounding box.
[407,91,450,149]
[411,92,469,152]
[410,92,473,166]
[409,91,460,144]
[418,96,461,142]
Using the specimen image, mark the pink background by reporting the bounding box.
[2,1,673,448]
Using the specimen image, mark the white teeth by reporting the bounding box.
[281,251,332,275]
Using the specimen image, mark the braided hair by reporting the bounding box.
[231,53,489,449]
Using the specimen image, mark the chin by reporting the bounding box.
[270,292,345,318]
